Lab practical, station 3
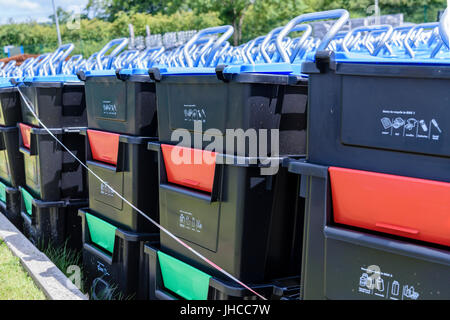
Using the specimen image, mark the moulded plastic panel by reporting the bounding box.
[330,167,450,247]
[161,144,216,193]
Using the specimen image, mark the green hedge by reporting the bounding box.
[0,11,222,57]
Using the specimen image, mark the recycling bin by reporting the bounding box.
[149,66,308,157]
[148,142,304,283]
[18,75,86,128]
[287,160,450,300]
[78,69,158,136]
[81,129,159,233]
[79,208,158,300]
[18,124,87,201]
[20,187,87,250]
[144,243,300,300]
[0,182,21,230]
[0,125,24,188]
[0,83,21,126]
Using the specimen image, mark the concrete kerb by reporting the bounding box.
[0,212,88,300]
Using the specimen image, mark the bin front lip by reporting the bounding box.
[0,126,18,133]
[19,187,88,208]
[80,128,157,145]
[78,208,159,242]
[325,225,450,266]
[0,86,17,93]
[147,141,294,168]
[21,126,84,135]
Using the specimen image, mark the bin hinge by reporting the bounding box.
[315,50,336,73]
[215,65,231,82]
[77,70,87,81]
[149,68,162,82]
[115,68,126,81]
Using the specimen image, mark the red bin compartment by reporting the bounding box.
[87,129,120,166]
[329,167,450,247]
[161,144,216,193]
[19,123,32,149]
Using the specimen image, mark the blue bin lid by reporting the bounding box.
[22,75,82,83]
[83,70,117,78]
[154,67,217,76]
[0,78,14,88]
[119,68,149,76]
[313,51,450,67]
[224,63,308,77]
[154,64,307,78]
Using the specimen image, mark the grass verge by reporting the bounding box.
[38,240,87,294]
[0,240,46,300]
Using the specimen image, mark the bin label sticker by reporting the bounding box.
[102,100,118,118]
[358,265,420,300]
[184,104,206,123]
[179,210,203,233]
[380,110,442,142]
[100,182,115,198]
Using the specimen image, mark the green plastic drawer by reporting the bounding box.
[85,213,117,254]
[158,251,211,300]
[0,181,6,204]
[21,188,34,216]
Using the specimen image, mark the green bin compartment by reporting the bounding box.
[85,212,117,254]
[158,251,211,300]
[79,208,158,300]
[144,243,301,300]
[0,181,6,203]
[0,183,22,230]
[20,187,87,250]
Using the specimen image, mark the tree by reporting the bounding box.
[48,7,74,24]
[242,0,312,43]
[181,0,254,45]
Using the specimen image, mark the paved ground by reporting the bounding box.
[0,212,88,300]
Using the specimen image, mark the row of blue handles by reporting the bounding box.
[1,8,449,81]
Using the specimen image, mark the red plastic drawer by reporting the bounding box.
[87,129,120,166]
[329,167,450,247]
[19,123,32,149]
[161,144,217,193]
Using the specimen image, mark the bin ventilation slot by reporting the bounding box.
[158,251,211,300]
[0,181,6,204]
[87,130,120,166]
[19,123,32,149]
[85,212,117,254]
[329,167,450,247]
[161,144,216,193]
[21,188,34,216]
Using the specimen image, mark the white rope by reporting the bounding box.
[17,86,267,301]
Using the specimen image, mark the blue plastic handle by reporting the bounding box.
[276,9,350,63]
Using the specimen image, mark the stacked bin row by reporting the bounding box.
[77,64,160,298]
[0,81,25,229]
[17,71,89,250]
[0,6,449,301]
[286,15,450,299]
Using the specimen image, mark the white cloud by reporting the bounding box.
[0,0,89,24]
[0,0,40,10]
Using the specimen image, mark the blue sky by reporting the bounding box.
[0,0,89,24]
